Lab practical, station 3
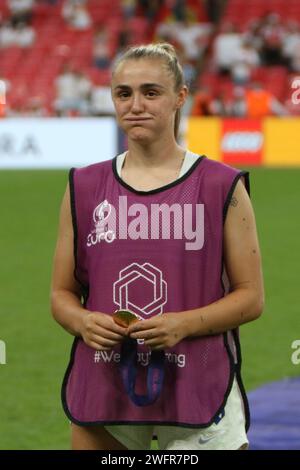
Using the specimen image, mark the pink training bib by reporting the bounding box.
[62,155,250,428]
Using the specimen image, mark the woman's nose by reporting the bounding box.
[131,93,144,113]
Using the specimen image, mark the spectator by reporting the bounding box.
[214,22,242,74]
[156,17,212,65]
[282,21,300,72]
[14,21,35,47]
[229,87,247,117]
[0,19,35,47]
[230,40,260,85]
[290,47,300,73]
[204,0,226,24]
[0,20,16,47]
[209,91,232,117]
[138,0,163,22]
[242,19,264,52]
[54,64,92,116]
[190,87,213,116]
[155,22,182,53]
[7,0,35,26]
[62,0,92,30]
[90,84,115,117]
[260,12,286,66]
[121,0,136,20]
[75,70,92,110]
[54,64,78,114]
[114,21,132,60]
[175,17,212,64]
[181,57,197,88]
[171,0,186,22]
[180,90,194,117]
[209,91,229,116]
[93,25,110,70]
[245,82,288,118]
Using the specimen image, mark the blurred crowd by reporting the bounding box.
[214,13,300,80]
[1,0,299,117]
[186,10,300,118]
[0,0,35,48]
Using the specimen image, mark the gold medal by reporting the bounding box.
[113,310,140,327]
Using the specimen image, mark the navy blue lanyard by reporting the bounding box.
[119,337,165,407]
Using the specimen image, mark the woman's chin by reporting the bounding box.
[128,128,152,142]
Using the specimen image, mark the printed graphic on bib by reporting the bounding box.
[92,263,186,369]
[94,349,186,368]
[87,200,116,246]
[113,262,167,320]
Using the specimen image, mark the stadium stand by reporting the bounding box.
[0,0,299,116]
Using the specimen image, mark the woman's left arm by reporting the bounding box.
[183,178,265,338]
[128,180,265,349]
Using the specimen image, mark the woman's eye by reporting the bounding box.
[115,90,130,98]
[147,91,158,97]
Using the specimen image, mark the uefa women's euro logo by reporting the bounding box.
[87,200,116,246]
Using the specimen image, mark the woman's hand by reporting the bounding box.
[79,312,127,351]
[127,312,187,350]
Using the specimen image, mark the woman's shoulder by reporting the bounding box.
[199,154,242,176]
[71,156,115,179]
[74,158,113,172]
[193,153,249,194]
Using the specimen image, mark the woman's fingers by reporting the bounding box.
[89,334,120,348]
[144,337,164,347]
[81,313,129,350]
[130,328,159,340]
[94,315,128,336]
[88,332,165,350]
[89,341,111,351]
[148,344,165,351]
[91,326,125,341]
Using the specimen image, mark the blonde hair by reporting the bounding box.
[112,43,186,140]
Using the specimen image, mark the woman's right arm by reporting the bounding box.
[50,183,126,350]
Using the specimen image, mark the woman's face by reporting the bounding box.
[111,58,187,143]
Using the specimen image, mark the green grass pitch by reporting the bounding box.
[0,167,299,449]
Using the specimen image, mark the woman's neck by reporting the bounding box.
[125,139,185,170]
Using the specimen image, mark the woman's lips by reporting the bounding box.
[125,118,151,122]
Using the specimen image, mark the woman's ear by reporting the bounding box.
[176,86,189,108]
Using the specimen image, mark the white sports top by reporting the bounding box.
[116,149,200,180]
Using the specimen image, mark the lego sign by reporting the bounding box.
[221,120,263,165]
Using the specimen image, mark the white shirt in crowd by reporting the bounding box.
[8,0,34,14]
[214,32,243,69]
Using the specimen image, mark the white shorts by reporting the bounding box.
[105,377,249,450]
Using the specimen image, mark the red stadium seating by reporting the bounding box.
[0,0,295,115]
[0,0,162,111]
